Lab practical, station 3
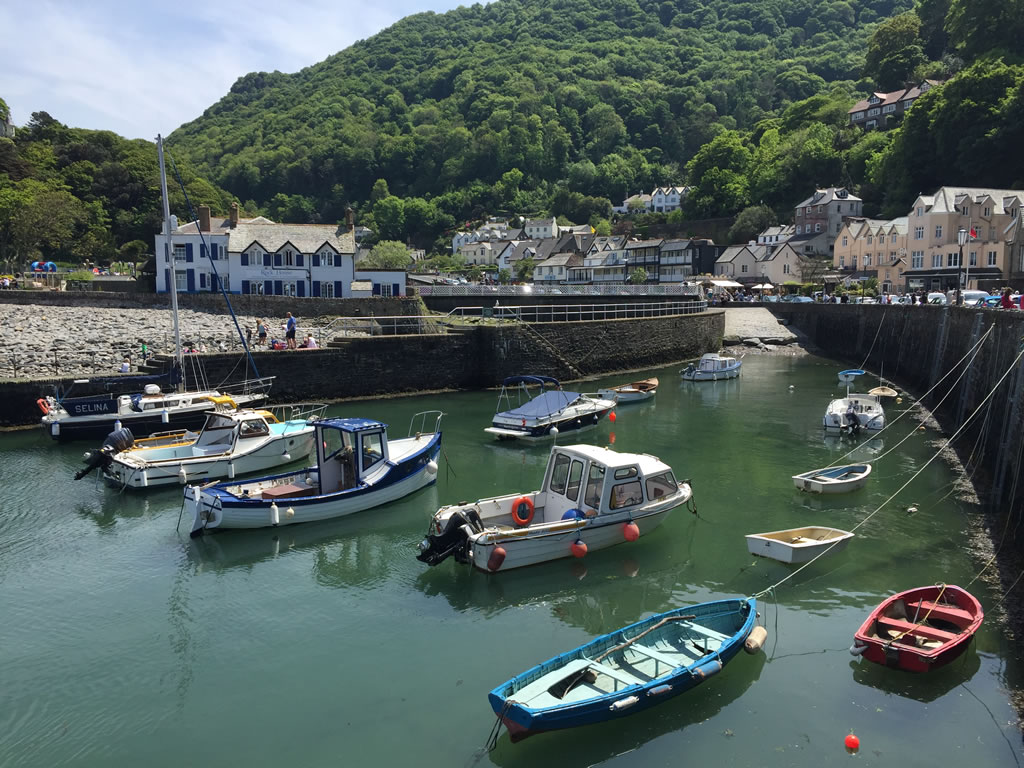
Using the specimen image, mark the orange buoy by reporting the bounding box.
[571,539,588,558]
[623,521,640,542]
[487,546,507,572]
[844,733,860,752]
[609,411,617,422]
[511,496,535,526]
[36,398,49,415]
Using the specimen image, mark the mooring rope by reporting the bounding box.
[857,309,888,371]
[755,341,1024,600]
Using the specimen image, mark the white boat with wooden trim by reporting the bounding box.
[745,526,854,564]
[597,377,658,404]
[792,463,872,493]
[680,353,741,381]
[823,369,885,434]
[416,444,692,572]
[76,403,326,489]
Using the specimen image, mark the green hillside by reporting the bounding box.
[169,0,914,220]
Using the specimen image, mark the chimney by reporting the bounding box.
[229,201,239,228]
[198,205,211,232]
[345,206,354,233]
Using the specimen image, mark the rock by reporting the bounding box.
[777,318,790,326]
[743,338,761,346]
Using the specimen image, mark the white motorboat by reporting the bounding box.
[597,377,658,403]
[744,526,854,564]
[680,353,741,381]
[416,444,692,572]
[484,375,616,441]
[188,411,443,535]
[823,369,885,433]
[76,403,327,489]
[792,463,872,493]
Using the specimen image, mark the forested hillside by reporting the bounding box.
[170,0,916,230]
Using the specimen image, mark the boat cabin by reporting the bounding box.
[538,445,678,522]
[315,418,390,494]
[698,355,737,373]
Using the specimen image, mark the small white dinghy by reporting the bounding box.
[792,463,872,494]
[745,526,854,564]
[597,377,658,404]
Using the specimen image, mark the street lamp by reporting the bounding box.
[955,227,968,305]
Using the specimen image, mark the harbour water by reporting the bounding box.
[1,354,1021,766]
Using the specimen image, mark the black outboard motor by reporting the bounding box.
[416,506,484,566]
[74,426,134,480]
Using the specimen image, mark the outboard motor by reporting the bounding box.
[416,506,483,566]
[74,427,134,480]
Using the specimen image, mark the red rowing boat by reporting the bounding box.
[851,584,983,673]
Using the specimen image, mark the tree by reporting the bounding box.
[497,268,512,284]
[727,205,777,244]
[372,195,406,240]
[863,13,926,91]
[362,240,412,269]
[628,267,648,284]
[946,0,1024,61]
[370,178,390,202]
[514,258,535,281]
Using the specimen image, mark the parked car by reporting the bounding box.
[791,296,814,303]
[927,292,947,305]
[947,289,991,305]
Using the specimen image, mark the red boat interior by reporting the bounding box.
[869,597,970,649]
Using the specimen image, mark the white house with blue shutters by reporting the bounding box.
[154,204,405,298]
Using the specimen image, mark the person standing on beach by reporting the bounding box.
[285,312,297,349]
[257,319,267,347]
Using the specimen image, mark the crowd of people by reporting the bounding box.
[245,312,318,350]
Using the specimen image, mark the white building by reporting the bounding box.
[154,204,405,298]
[523,217,558,239]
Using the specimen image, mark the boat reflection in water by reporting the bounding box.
[489,649,766,761]
[822,433,884,455]
[849,648,981,703]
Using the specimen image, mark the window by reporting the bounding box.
[984,206,991,217]
[852,111,865,120]
[882,104,896,113]
[566,460,584,501]
[282,281,297,297]
[916,207,924,217]
[377,283,394,297]
[891,234,898,244]
[935,225,943,239]
[867,235,873,244]
[814,223,821,233]
[912,251,924,269]
[915,227,924,240]
[283,250,294,267]
[904,99,914,109]
[988,250,998,266]
[610,480,643,509]
[361,432,384,472]
[584,464,605,509]
[866,120,877,129]
[796,225,802,234]
[173,244,186,263]
[645,471,677,501]
[817,205,823,213]
[947,252,960,267]
[174,270,187,291]
[806,206,812,214]
[323,281,335,299]
[842,235,848,246]
[969,251,977,266]
[549,453,571,494]
[239,419,269,438]
[839,256,845,268]
[868,107,880,116]
[960,206,970,216]
[741,264,748,273]
[864,253,872,267]
[783,263,791,274]
[851,255,857,268]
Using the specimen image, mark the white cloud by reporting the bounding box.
[0,0,467,139]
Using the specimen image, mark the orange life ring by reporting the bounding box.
[36,398,49,415]
[511,496,535,526]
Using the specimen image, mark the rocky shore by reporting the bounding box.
[0,305,308,379]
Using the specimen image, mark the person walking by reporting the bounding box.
[1000,287,1016,309]
[285,312,297,349]
[257,319,267,347]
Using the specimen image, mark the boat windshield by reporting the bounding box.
[584,464,605,508]
[645,471,677,500]
[322,425,355,461]
[548,453,571,494]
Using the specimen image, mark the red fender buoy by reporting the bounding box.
[623,521,640,542]
[609,411,617,422]
[487,546,507,572]
[571,539,588,558]
[511,496,535,526]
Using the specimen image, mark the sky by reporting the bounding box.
[0,0,467,140]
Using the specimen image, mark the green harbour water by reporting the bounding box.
[1,353,1021,766]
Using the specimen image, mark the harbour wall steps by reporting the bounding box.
[0,310,724,428]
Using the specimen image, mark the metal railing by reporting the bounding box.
[417,284,704,297]
[447,301,707,323]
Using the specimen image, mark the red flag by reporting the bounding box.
[970,227,978,240]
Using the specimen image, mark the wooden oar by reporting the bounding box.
[549,614,697,699]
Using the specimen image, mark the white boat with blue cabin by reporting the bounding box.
[484,375,616,441]
[188,411,443,535]
[823,369,885,434]
[77,402,326,489]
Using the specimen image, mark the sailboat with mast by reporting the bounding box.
[39,136,273,442]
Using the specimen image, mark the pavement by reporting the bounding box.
[723,307,797,345]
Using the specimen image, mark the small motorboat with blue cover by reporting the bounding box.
[488,598,757,742]
[484,375,615,441]
[188,411,443,535]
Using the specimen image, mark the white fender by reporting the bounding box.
[161,409,169,424]
[426,460,438,476]
[609,695,640,711]
[270,502,280,526]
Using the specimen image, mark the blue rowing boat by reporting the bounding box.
[488,598,757,742]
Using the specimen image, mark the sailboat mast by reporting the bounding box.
[157,135,184,381]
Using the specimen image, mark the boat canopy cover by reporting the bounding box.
[838,369,866,377]
[313,417,387,433]
[502,390,578,419]
[501,375,560,388]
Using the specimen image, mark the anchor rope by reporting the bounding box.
[825,324,993,469]
[755,341,1024,600]
[857,309,887,371]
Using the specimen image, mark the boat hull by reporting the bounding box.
[194,436,441,531]
[486,405,614,441]
[745,527,854,564]
[852,585,983,673]
[105,430,316,489]
[488,598,756,740]
[823,395,884,433]
[791,464,872,493]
